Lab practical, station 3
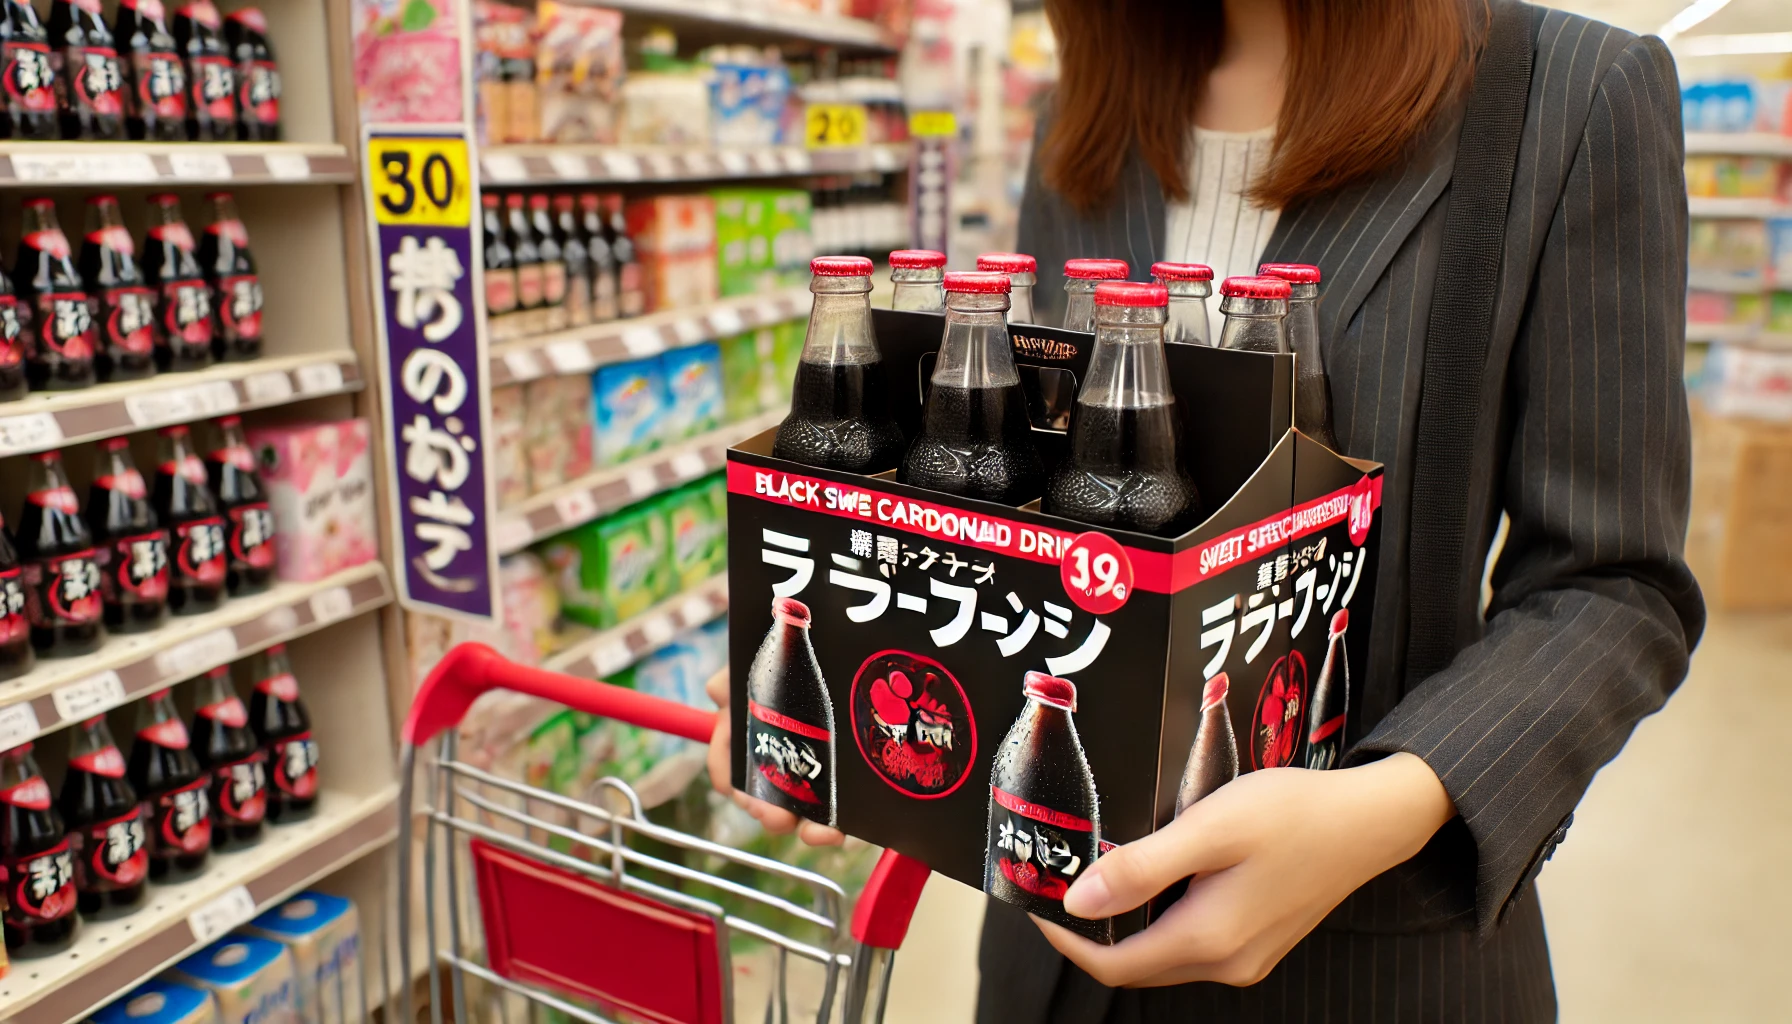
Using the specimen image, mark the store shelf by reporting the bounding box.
[0,786,400,1024]
[0,142,355,187]
[544,573,730,679]
[1684,132,1792,158]
[1687,196,1792,219]
[494,408,783,554]
[491,289,808,386]
[0,563,391,747]
[480,143,910,185]
[1686,321,1763,344]
[0,351,364,458]
[573,0,896,51]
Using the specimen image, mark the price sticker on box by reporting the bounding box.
[52,671,125,723]
[718,151,751,175]
[169,151,234,180]
[806,104,868,149]
[264,152,311,180]
[600,152,642,180]
[621,326,665,356]
[493,516,534,554]
[592,639,633,677]
[155,629,239,679]
[641,614,677,647]
[708,307,744,336]
[188,885,257,944]
[671,451,707,480]
[547,153,590,180]
[625,466,659,497]
[369,135,474,227]
[481,153,526,183]
[297,361,346,394]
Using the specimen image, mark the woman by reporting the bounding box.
[710,0,1703,1018]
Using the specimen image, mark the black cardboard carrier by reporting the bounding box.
[727,308,1384,942]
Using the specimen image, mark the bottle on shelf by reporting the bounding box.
[1060,258,1130,332]
[190,664,266,849]
[581,192,618,323]
[205,414,275,595]
[142,193,215,372]
[49,0,127,140]
[0,742,78,956]
[153,424,227,615]
[17,197,98,391]
[58,714,148,919]
[889,249,946,313]
[772,256,905,474]
[976,252,1037,325]
[1216,275,1291,354]
[605,194,644,319]
[480,193,517,339]
[17,450,104,658]
[554,194,591,329]
[81,194,160,383]
[127,688,211,881]
[198,192,263,362]
[503,193,543,337]
[113,0,186,141]
[529,194,568,334]
[85,436,169,633]
[1152,262,1214,347]
[223,6,276,141]
[0,253,25,401]
[1258,262,1339,450]
[0,513,32,680]
[172,0,233,141]
[248,643,316,823]
[0,0,60,141]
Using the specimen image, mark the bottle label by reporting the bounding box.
[208,218,249,248]
[87,224,135,255]
[68,745,127,777]
[485,268,517,315]
[97,530,170,606]
[0,567,29,645]
[215,273,263,340]
[172,517,227,587]
[211,753,267,825]
[516,264,544,308]
[540,261,568,305]
[0,295,23,366]
[36,291,97,362]
[196,695,246,726]
[149,778,212,854]
[189,53,234,121]
[69,45,125,117]
[237,59,277,124]
[101,285,158,356]
[619,264,645,318]
[2,42,57,114]
[745,700,829,808]
[147,220,196,251]
[160,279,215,347]
[0,775,52,810]
[985,785,1100,904]
[27,484,79,514]
[591,273,618,321]
[132,50,186,118]
[2,840,77,924]
[271,733,318,798]
[23,550,103,628]
[138,715,189,749]
[70,808,148,890]
[255,672,299,701]
[227,502,276,569]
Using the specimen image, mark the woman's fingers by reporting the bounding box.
[701,664,838,845]
[1061,795,1249,920]
[797,820,847,846]
[704,668,729,708]
[707,713,734,797]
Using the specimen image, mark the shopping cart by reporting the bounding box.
[395,642,934,1024]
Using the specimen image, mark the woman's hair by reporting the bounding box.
[1039,0,1484,211]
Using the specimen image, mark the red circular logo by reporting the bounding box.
[848,651,977,799]
[1348,476,1375,547]
[1059,532,1134,615]
[1250,651,1309,770]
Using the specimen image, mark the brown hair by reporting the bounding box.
[1040,0,1484,212]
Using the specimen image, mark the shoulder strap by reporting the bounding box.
[1404,1,1536,685]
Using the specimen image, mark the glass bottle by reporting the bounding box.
[888,249,945,312]
[197,192,263,362]
[503,193,542,336]
[16,197,97,391]
[0,0,60,140]
[1060,258,1129,332]
[191,664,265,848]
[248,643,316,823]
[81,194,159,382]
[113,0,186,141]
[771,255,905,474]
[205,414,275,595]
[141,192,214,372]
[127,688,210,880]
[0,742,77,955]
[172,0,233,141]
[58,715,148,919]
[49,0,127,140]
[976,252,1037,325]
[16,450,104,657]
[85,436,169,633]
[1151,261,1214,347]
[1258,262,1339,450]
[0,513,33,679]
[1215,275,1291,354]
[152,424,227,614]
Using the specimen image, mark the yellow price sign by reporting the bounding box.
[908,110,957,138]
[367,134,473,228]
[805,103,869,149]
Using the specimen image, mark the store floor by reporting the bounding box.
[881,609,1792,1023]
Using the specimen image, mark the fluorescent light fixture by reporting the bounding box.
[1676,31,1792,56]
[1658,0,1732,42]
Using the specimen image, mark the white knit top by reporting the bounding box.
[1162,126,1281,340]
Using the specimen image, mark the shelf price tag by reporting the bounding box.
[805,104,869,149]
[0,412,63,455]
[369,135,474,228]
[52,671,125,723]
[908,111,958,138]
[188,885,257,944]
[309,586,355,624]
[0,702,40,750]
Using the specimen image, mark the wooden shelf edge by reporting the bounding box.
[0,143,356,187]
[481,143,910,185]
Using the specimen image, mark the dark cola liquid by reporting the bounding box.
[0,526,34,680]
[193,699,267,848]
[58,736,148,920]
[128,717,211,881]
[252,689,316,823]
[1045,401,1202,536]
[744,615,835,826]
[772,359,905,475]
[901,383,1044,505]
[0,292,26,401]
[1304,614,1350,772]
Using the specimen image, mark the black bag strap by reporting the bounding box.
[1404,1,1537,685]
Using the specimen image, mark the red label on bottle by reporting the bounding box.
[516,265,544,307]
[71,808,148,889]
[212,754,266,825]
[255,672,298,701]
[138,715,189,749]
[87,224,135,255]
[69,745,127,778]
[70,46,125,116]
[27,485,79,514]
[485,268,517,315]
[96,468,148,500]
[172,517,227,586]
[23,229,71,261]
[36,292,97,361]
[161,453,207,485]
[147,221,195,251]
[189,53,233,120]
[196,696,247,727]
[0,775,52,810]
[101,285,157,355]
[0,567,28,645]
[100,530,169,603]
[160,279,214,346]
[227,503,276,568]
[213,444,254,472]
[3,840,77,924]
[3,42,58,114]
[216,273,262,339]
[986,785,1101,914]
[0,295,23,366]
[181,0,221,28]
[208,218,249,248]
[271,733,318,798]
[133,50,186,118]
[151,778,211,854]
[23,550,103,627]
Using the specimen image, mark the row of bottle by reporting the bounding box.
[809,174,908,260]
[482,190,644,341]
[0,0,280,142]
[0,416,275,679]
[772,252,1336,537]
[0,191,264,398]
[0,645,317,958]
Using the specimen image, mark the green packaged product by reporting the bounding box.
[769,318,805,406]
[661,477,728,590]
[769,189,813,287]
[713,189,776,297]
[719,330,761,421]
[538,504,671,629]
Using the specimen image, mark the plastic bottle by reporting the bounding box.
[1258,262,1339,450]
[172,0,232,141]
[16,197,97,391]
[0,514,33,680]
[1152,261,1214,347]
[152,424,227,614]
[141,193,215,372]
[16,450,104,657]
[0,0,60,140]
[222,7,276,140]
[888,249,945,312]
[113,0,185,141]
[1215,275,1291,354]
[771,256,905,474]
[49,0,126,139]
[1060,258,1129,332]
[204,415,274,595]
[57,715,148,919]
[0,742,77,955]
[190,664,266,848]
[248,644,316,823]
[85,436,169,633]
[743,598,833,825]
[197,192,262,362]
[81,194,159,382]
[976,252,1037,325]
[127,689,211,880]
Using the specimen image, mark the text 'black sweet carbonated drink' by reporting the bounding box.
[128,689,211,880]
[82,194,159,382]
[18,450,104,658]
[1044,282,1202,536]
[0,251,26,400]
[772,256,905,475]
[744,597,834,826]
[191,664,266,848]
[86,436,169,633]
[223,7,276,140]
[199,192,262,362]
[900,270,1044,505]
[143,192,215,371]
[1259,262,1340,450]
[888,249,945,313]
[1060,258,1128,332]
[154,424,227,614]
[0,742,77,956]
[49,0,127,140]
[249,644,316,822]
[58,715,148,919]
[1,0,60,141]
[0,514,33,680]
[976,252,1037,325]
[985,671,1108,943]
[17,197,98,391]
[1175,672,1238,813]
[1152,262,1214,347]
[172,0,232,141]
[1304,610,1350,771]
[206,415,275,595]
[114,0,185,141]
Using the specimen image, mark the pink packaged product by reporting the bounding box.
[247,420,380,581]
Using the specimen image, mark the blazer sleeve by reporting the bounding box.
[1349,35,1706,935]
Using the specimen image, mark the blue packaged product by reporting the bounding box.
[243,891,362,1024]
[92,980,218,1024]
[1768,218,1792,283]
[660,342,723,440]
[591,358,668,464]
[171,935,298,1024]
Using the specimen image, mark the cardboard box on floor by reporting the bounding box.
[1688,400,1792,610]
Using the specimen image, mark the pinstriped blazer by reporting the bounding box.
[982,3,1705,1020]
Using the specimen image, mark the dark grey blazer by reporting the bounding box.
[981,3,1704,1020]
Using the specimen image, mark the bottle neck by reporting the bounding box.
[196,669,233,705]
[1164,294,1210,346]
[933,293,1018,389]
[1217,296,1288,354]
[1062,278,1099,332]
[890,279,944,313]
[1083,309,1173,407]
[802,282,878,365]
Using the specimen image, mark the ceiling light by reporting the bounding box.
[1659,0,1733,43]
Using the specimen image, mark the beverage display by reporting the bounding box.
[191,664,266,848]
[17,197,98,391]
[888,249,946,313]
[81,194,159,382]
[172,0,233,141]
[1060,258,1129,332]
[57,715,148,919]
[248,644,317,823]
[743,597,834,826]
[223,7,277,140]
[1175,672,1238,812]
[772,256,905,474]
[984,672,1107,942]
[1259,262,1339,449]
[554,193,591,328]
[198,192,262,362]
[1216,275,1291,353]
[127,689,211,881]
[605,193,645,319]
[481,193,517,334]
[17,450,104,658]
[899,271,1044,505]
[1304,610,1351,771]
[529,193,568,333]
[976,252,1037,325]
[114,0,186,141]
[153,424,228,614]
[1152,261,1214,347]
[1,0,60,140]
[85,436,169,633]
[0,252,26,400]
[0,514,33,680]
[581,192,618,323]
[504,193,543,334]
[0,742,78,955]
[205,415,276,595]
[1044,282,1202,535]
[142,192,215,372]
[49,0,127,139]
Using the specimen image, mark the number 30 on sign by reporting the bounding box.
[369,135,472,227]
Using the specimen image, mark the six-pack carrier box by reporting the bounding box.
[727,308,1384,942]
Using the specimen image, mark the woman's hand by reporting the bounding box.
[1034,752,1453,988]
[704,668,844,847]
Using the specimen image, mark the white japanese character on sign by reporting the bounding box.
[992,592,1039,657]
[401,348,469,415]
[107,817,144,865]
[1257,561,1274,591]
[973,562,996,585]
[928,577,977,646]
[1044,619,1112,677]
[414,522,473,571]
[388,235,465,342]
[876,535,900,577]
[1288,567,1318,637]
[941,551,967,577]
[1199,595,1240,679]
[1317,550,1362,613]
[1240,591,1277,663]
[29,849,72,902]
[1274,553,1290,583]
[828,554,889,623]
[401,413,474,489]
[761,529,813,597]
[850,529,873,558]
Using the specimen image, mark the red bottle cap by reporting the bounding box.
[217,414,242,428]
[268,642,287,654]
[810,256,874,276]
[29,451,58,463]
[1330,609,1348,636]
[482,194,499,208]
[529,194,549,209]
[943,271,1010,294]
[101,436,130,451]
[1063,258,1129,280]
[204,191,235,203]
[1151,261,1214,282]
[772,597,811,627]
[1258,263,1321,285]
[85,193,120,206]
[977,252,1036,274]
[505,194,524,207]
[147,192,181,206]
[159,424,191,437]
[1093,281,1168,308]
[1220,276,1293,299]
[1023,671,1077,712]
[889,249,946,269]
[1201,672,1229,712]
